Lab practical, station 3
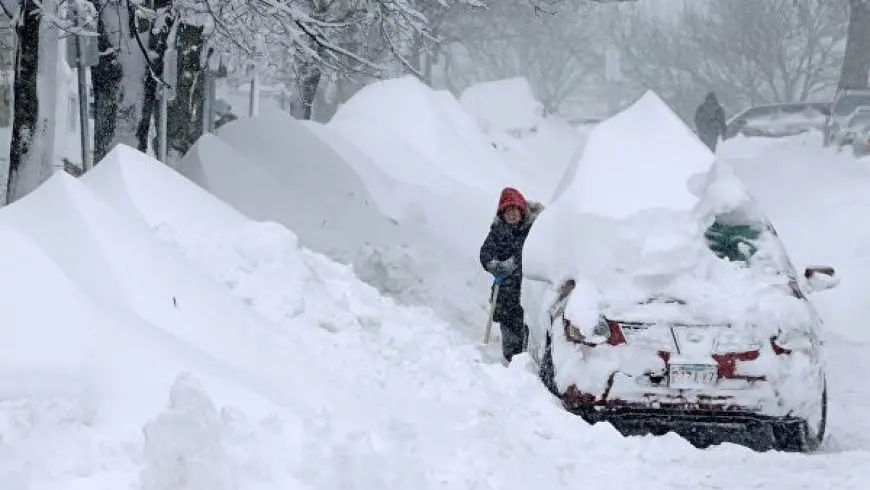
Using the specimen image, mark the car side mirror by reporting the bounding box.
[804,266,839,293]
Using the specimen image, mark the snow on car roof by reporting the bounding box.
[525,91,809,332]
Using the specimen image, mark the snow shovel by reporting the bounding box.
[483,277,503,344]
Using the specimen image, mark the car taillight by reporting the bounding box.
[770,337,791,356]
[770,329,813,355]
[712,350,762,380]
[563,317,626,347]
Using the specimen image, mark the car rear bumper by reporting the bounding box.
[572,405,810,451]
[561,371,778,414]
[559,381,815,451]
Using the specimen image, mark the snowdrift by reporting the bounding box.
[187,108,399,257]
[526,91,716,284]
[0,144,562,488]
[329,75,529,201]
[456,78,584,202]
[459,77,544,135]
[720,133,869,342]
[179,119,492,335]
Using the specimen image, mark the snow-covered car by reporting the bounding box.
[524,91,839,453]
[530,193,837,453]
[833,107,870,150]
[724,102,829,140]
[852,125,870,157]
[823,87,870,147]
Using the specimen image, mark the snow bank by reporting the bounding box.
[454,78,583,200]
[526,91,716,283]
[554,90,714,214]
[298,120,425,222]
[179,126,492,335]
[503,117,588,204]
[201,108,400,257]
[1,140,868,488]
[721,133,870,342]
[329,75,529,200]
[459,77,545,134]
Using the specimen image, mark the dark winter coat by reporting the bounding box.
[479,201,544,325]
[695,93,726,151]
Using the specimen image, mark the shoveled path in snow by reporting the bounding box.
[723,134,870,453]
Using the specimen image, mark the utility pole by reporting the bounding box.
[73,14,91,172]
[202,70,215,133]
[67,5,98,173]
[249,61,260,117]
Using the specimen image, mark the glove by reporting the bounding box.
[486,257,517,278]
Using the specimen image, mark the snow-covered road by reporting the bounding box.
[725,133,870,456]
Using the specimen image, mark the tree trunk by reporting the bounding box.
[108,2,152,153]
[8,0,42,203]
[141,0,173,153]
[91,0,123,163]
[167,23,206,159]
[297,52,323,120]
[839,0,870,89]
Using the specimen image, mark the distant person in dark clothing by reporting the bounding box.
[695,92,727,152]
[479,187,544,363]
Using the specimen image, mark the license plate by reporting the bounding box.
[668,364,718,389]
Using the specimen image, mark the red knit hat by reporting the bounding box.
[497,187,529,216]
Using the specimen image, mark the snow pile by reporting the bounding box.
[720,132,870,342]
[179,117,491,332]
[298,119,426,223]
[454,78,582,199]
[459,77,545,135]
[139,374,235,490]
[526,91,716,283]
[0,144,552,487]
[553,90,714,213]
[329,75,528,200]
[188,107,399,257]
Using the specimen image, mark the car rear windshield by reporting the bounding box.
[704,219,762,264]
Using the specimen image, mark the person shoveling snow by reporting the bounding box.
[479,187,544,363]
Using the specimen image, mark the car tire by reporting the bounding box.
[805,380,828,451]
[539,335,559,396]
[772,379,827,452]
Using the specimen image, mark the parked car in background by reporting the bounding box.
[823,87,870,147]
[724,102,830,140]
[850,121,870,157]
[833,107,870,149]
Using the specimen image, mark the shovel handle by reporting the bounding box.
[484,283,500,344]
